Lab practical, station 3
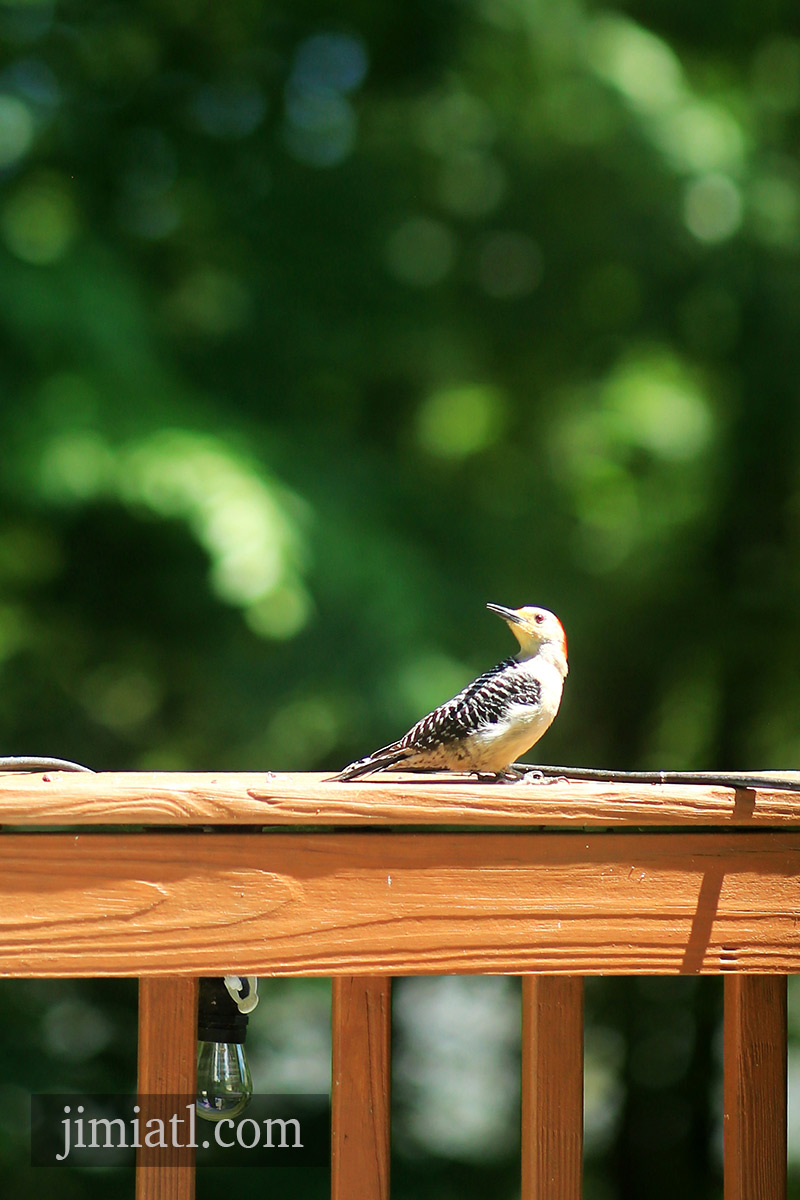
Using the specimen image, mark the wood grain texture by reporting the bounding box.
[332,977,391,1200]
[1,831,800,975]
[137,977,198,1199]
[0,770,799,826]
[723,976,787,1200]
[522,977,583,1200]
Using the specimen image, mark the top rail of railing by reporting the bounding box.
[1,769,799,827]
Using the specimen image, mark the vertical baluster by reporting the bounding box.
[136,977,199,1200]
[332,977,391,1200]
[723,975,787,1200]
[522,976,584,1200]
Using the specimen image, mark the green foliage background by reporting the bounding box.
[1,0,800,1195]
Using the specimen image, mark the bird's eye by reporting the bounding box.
[534,613,545,624]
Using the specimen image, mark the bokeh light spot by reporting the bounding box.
[394,652,471,725]
[550,347,716,573]
[683,173,742,242]
[117,192,181,241]
[80,663,161,732]
[283,87,356,168]
[122,431,311,637]
[0,93,34,167]
[188,78,266,140]
[166,266,250,336]
[418,88,495,155]
[587,14,683,115]
[3,56,60,108]
[477,231,542,299]
[42,998,113,1062]
[416,383,506,459]
[117,126,177,199]
[654,101,745,174]
[39,432,115,500]
[394,978,520,1160]
[282,30,367,169]
[263,696,341,767]
[1,173,77,263]
[245,585,313,641]
[291,32,368,95]
[437,151,505,218]
[750,173,800,246]
[384,216,456,287]
[544,78,618,146]
[605,356,713,461]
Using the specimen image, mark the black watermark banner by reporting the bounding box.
[31,1094,330,1168]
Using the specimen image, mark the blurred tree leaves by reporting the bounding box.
[3,0,799,774]
[2,0,800,1195]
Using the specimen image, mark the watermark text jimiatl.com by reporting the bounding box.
[30,1095,329,1168]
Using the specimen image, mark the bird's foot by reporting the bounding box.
[471,767,525,784]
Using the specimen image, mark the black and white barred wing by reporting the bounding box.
[396,656,541,751]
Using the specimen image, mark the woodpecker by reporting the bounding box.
[333,603,568,782]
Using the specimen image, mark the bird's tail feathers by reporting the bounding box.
[330,747,410,782]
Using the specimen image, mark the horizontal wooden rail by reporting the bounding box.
[0,770,799,826]
[0,830,799,975]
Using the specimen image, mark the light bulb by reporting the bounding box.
[195,1039,253,1122]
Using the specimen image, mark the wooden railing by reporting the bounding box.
[0,769,797,1198]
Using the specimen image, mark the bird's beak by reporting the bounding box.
[486,603,526,627]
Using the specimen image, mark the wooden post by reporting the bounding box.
[332,976,391,1200]
[522,976,584,1200]
[136,977,199,1200]
[723,975,787,1200]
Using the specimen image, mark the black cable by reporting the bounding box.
[516,764,800,793]
[0,756,94,773]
